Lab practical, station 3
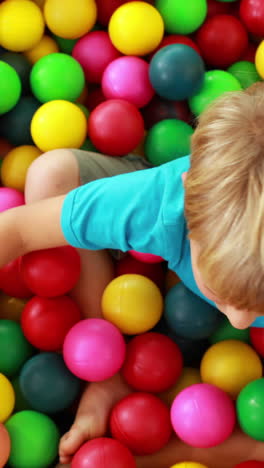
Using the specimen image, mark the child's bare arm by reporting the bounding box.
[0,195,68,267]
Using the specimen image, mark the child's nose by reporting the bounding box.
[224,305,255,330]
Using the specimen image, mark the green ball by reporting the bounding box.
[227,61,261,89]
[189,70,242,116]
[5,410,60,468]
[53,35,77,54]
[0,320,34,377]
[0,61,21,114]
[237,378,264,442]
[30,53,85,103]
[145,119,194,166]
[209,316,250,345]
[155,0,207,34]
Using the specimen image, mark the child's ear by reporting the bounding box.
[181,171,188,184]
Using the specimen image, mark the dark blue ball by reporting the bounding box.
[149,44,205,101]
[164,282,221,340]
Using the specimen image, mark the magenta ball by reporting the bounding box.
[72,31,121,83]
[63,318,126,381]
[129,251,164,264]
[170,383,236,448]
[102,56,155,108]
[0,187,24,212]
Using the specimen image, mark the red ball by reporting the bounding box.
[115,255,165,292]
[234,462,264,468]
[122,332,183,393]
[72,437,136,468]
[88,99,145,156]
[150,34,201,59]
[21,295,82,351]
[0,258,32,299]
[196,14,248,68]
[206,0,233,18]
[20,246,81,297]
[240,0,264,37]
[110,392,172,455]
[142,95,191,130]
[250,327,264,358]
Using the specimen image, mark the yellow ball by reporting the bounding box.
[170,464,208,468]
[0,293,27,322]
[31,100,87,152]
[255,40,264,79]
[102,274,163,335]
[1,145,42,191]
[24,34,59,64]
[160,367,201,406]
[200,339,263,399]
[0,1,45,52]
[44,0,97,39]
[0,373,15,423]
[109,1,164,56]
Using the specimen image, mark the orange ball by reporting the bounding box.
[0,423,11,467]
[24,34,59,64]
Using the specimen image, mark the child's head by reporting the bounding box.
[185,82,264,328]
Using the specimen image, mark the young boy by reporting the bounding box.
[3,84,264,467]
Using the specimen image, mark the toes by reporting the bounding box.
[59,425,89,462]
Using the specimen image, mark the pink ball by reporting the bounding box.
[72,31,121,83]
[170,383,236,448]
[129,250,164,264]
[63,318,126,381]
[102,56,155,108]
[0,187,25,212]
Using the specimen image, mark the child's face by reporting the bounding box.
[190,238,261,329]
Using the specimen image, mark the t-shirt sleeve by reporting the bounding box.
[60,165,169,259]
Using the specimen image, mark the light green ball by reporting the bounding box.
[155,0,207,34]
[228,61,261,89]
[5,410,60,468]
[0,61,21,114]
[189,70,242,116]
[144,119,194,166]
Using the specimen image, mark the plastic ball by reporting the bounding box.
[164,282,221,340]
[110,392,172,455]
[142,95,191,130]
[53,35,77,54]
[20,246,81,297]
[0,52,31,95]
[228,60,261,89]
[0,1,45,52]
[88,99,145,156]
[19,352,81,414]
[24,35,59,64]
[0,320,33,377]
[63,318,126,381]
[237,378,264,441]
[250,327,264,358]
[155,0,207,34]
[189,70,242,116]
[209,316,250,344]
[0,373,15,422]
[72,31,121,83]
[207,0,233,17]
[0,294,27,322]
[122,332,183,393]
[1,145,42,191]
[72,438,136,468]
[0,96,40,146]
[234,463,264,468]
[44,0,97,39]
[5,410,60,468]
[201,340,263,399]
[160,367,201,406]
[255,40,264,79]
[0,423,11,467]
[102,274,163,335]
[129,251,164,264]
[115,255,165,292]
[240,0,264,37]
[109,2,164,56]
[0,61,21,114]
[31,100,87,152]
[102,56,154,108]
[21,295,81,351]
[170,464,208,468]
[151,34,201,58]
[144,119,193,166]
[30,53,85,102]
[171,383,236,447]
[149,44,205,101]
[0,187,24,211]
[0,257,32,299]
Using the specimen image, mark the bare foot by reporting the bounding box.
[59,373,131,464]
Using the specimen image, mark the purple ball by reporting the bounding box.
[63,318,126,382]
[0,187,24,212]
[171,383,236,448]
[102,56,155,108]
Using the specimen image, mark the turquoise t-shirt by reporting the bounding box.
[61,155,264,328]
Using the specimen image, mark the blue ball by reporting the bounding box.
[19,352,81,414]
[149,44,205,101]
[164,282,221,340]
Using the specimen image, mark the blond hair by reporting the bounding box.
[185,82,264,310]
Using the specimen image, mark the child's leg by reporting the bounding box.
[25,149,141,464]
